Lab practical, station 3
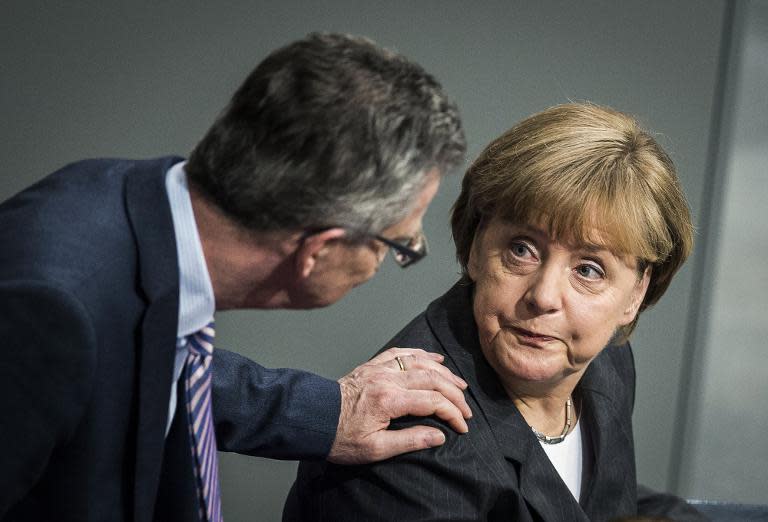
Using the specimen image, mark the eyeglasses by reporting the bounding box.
[301,228,429,268]
[371,230,429,268]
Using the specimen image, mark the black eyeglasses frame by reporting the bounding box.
[371,232,428,268]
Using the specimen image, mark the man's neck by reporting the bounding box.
[189,185,301,311]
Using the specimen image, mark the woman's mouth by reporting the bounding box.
[509,326,557,346]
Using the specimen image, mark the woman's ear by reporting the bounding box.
[466,231,483,282]
[622,265,651,324]
[294,228,347,278]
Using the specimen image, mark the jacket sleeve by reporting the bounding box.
[211,348,341,460]
[637,484,710,521]
[0,282,96,517]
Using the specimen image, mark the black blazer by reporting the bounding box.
[286,283,705,521]
[0,158,340,521]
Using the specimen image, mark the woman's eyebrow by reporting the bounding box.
[581,243,609,253]
[501,221,616,255]
[502,221,547,237]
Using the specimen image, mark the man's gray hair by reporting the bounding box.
[186,32,466,238]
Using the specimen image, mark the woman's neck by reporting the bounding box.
[504,379,580,437]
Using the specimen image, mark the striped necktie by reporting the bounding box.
[185,321,223,522]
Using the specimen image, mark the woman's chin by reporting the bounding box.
[493,349,567,387]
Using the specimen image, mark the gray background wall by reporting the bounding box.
[675,0,768,504]
[1,1,763,519]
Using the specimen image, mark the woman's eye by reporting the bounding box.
[575,264,604,280]
[510,241,534,258]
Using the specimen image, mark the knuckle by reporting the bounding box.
[429,390,444,407]
[374,388,398,411]
[439,388,459,404]
[418,368,442,387]
[368,438,387,460]
[427,368,443,382]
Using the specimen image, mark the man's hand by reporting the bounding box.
[327,347,472,465]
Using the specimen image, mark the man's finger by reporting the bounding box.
[370,347,444,364]
[391,355,408,372]
[396,355,468,390]
[364,426,446,462]
[374,349,467,390]
[388,389,469,433]
[402,368,472,419]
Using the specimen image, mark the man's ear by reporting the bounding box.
[295,228,347,278]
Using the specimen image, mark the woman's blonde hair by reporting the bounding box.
[451,103,694,341]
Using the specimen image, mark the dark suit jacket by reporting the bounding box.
[286,283,705,522]
[0,158,340,521]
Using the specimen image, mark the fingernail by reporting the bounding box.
[427,431,446,447]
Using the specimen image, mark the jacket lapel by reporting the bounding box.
[578,348,638,520]
[125,157,183,522]
[426,283,588,521]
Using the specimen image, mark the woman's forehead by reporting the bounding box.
[489,214,634,255]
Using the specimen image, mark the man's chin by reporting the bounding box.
[286,289,350,310]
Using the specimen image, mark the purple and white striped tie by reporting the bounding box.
[185,321,223,522]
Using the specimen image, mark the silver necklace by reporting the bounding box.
[531,397,572,445]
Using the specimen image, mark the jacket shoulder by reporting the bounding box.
[377,311,444,355]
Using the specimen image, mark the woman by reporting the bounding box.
[285,103,705,521]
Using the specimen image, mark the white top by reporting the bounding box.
[539,417,584,501]
[164,161,216,435]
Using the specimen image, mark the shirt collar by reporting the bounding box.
[165,161,215,337]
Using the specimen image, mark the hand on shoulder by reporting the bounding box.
[327,347,472,464]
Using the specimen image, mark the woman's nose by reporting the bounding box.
[523,264,565,314]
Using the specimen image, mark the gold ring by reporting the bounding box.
[395,356,407,372]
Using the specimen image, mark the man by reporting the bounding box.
[0,33,470,521]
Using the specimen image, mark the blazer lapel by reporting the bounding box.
[426,283,588,522]
[475,374,587,522]
[578,351,637,520]
[125,157,183,522]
